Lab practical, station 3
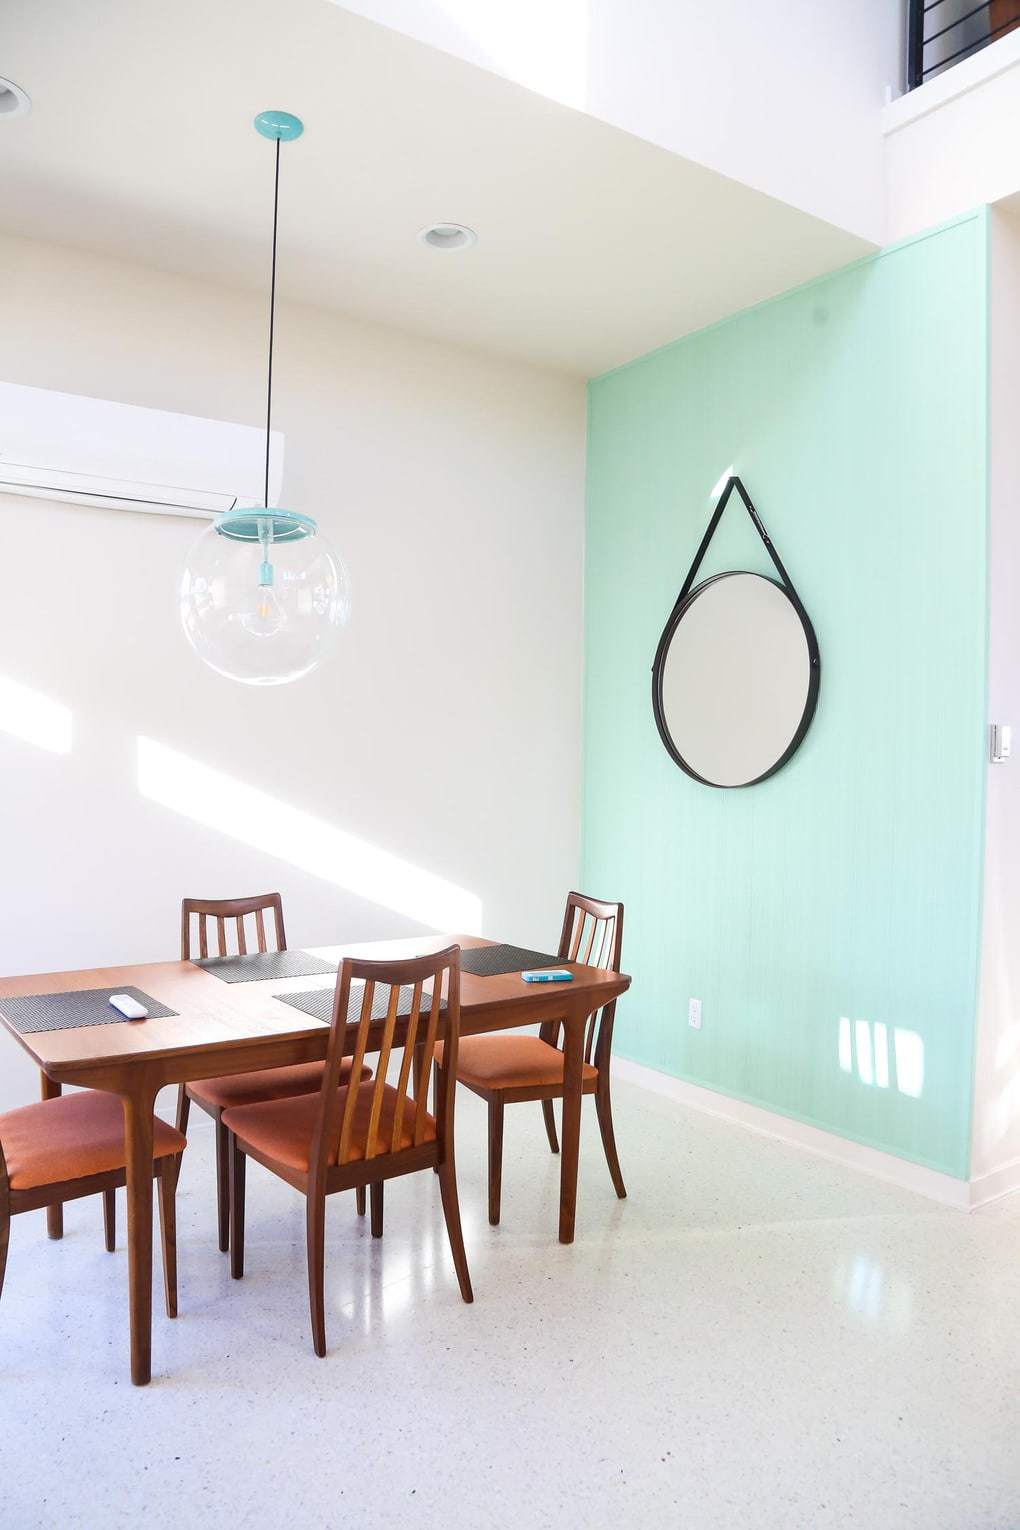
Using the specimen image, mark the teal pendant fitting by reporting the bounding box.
[254,110,304,141]
[214,509,317,543]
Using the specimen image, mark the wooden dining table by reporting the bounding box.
[0,933,630,1385]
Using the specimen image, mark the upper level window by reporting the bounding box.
[908,0,1020,88]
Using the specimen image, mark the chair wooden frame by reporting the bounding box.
[226,946,472,1357]
[0,1108,180,1321]
[174,894,367,1249]
[449,892,626,1225]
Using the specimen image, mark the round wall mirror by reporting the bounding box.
[652,571,819,788]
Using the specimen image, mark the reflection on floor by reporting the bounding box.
[3,1075,1017,1529]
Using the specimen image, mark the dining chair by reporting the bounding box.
[222,945,472,1357]
[0,1089,184,1320]
[437,892,626,1225]
[175,893,370,1250]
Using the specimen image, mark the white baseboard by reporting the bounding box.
[610,1056,974,1210]
[968,1156,1020,1209]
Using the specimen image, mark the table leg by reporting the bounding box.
[40,1074,63,1239]
[558,1009,585,1244]
[122,1086,156,1386]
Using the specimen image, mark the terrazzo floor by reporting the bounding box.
[2,1074,1017,1530]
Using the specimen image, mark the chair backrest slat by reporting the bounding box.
[364,984,402,1161]
[180,894,287,961]
[413,986,444,1147]
[336,982,376,1166]
[390,983,424,1152]
[580,915,598,965]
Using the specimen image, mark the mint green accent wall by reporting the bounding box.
[583,215,988,1179]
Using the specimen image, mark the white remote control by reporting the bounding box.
[109,993,148,1020]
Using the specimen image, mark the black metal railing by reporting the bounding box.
[908,0,1020,88]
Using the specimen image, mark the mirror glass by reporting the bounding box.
[655,572,815,787]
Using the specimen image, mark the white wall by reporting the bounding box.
[0,234,586,1110]
[973,206,1020,1193]
[884,31,1020,241]
[332,0,899,243]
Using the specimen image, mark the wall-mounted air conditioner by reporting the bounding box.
[0,381,283,519]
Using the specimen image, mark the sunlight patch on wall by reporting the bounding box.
[893,1029,925,1099]
[839,1017,925,1099]
[136,736,482,933]
[0,675,72,754]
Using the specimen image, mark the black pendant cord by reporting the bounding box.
[263,136,281,510]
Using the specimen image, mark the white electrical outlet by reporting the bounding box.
[688,997,702,1030]
[991,723,1012,763]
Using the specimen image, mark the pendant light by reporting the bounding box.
[180,110,350,686]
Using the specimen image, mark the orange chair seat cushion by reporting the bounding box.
[0,1089,186,1191]
[187,1058,370,1112]
[439,1034,598,1091]
[223,1082,435,1174]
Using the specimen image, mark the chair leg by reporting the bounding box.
[306,1193,327,1358]
[370,1181,384,1239]
[229,1137,246,1280]
[595,1075,627,1199]
[431,1061,440,1171]
[157,1164,178,1319]
[173,1084,191,1191]
[488,1097,504,1226]
[41,1075,63,1240]
[215,1118,230,1254]
[175,1083,191,1135]
[103,1187,116,1252]
[355,1185,366,1216]
[438,1158,473,1304]
[541,1099,559,1154]
[0,1204,9,1303]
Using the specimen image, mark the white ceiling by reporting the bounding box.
[2,0,874,376]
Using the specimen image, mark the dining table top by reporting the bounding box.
[0,932,632,1083]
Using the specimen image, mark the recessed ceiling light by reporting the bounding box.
[418,223,477,252]
[0,77,31,119]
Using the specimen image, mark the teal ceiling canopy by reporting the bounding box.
[179,110,350,685]
[253,109,304,142]
[214,509,316,543]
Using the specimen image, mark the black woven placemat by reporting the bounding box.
[0,986,178,1035]
[195,950,337,983]
[457,944,563,977]
[276,983,445,1027]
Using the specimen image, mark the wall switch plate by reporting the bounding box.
[991,723,1012,764]
[688,997,702,1030]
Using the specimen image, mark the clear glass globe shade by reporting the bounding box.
[180,515,350,686]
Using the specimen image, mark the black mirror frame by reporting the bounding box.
[651,478,821,789]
